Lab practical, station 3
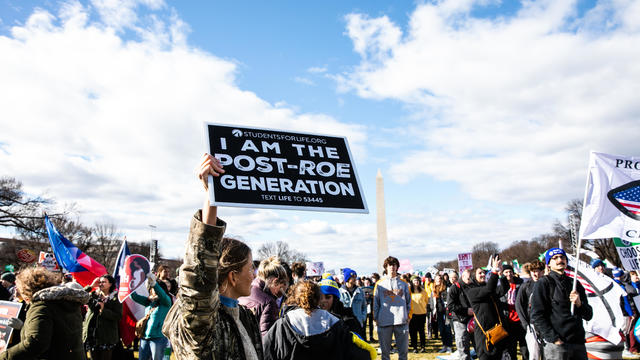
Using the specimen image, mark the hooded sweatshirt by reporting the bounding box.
[263,308,373,360]
[373,276,411,327]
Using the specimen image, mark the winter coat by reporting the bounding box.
[263,307,374,360]
[514,278,536,329]
[162,210,263,360]
[330,297,363,335]
[625,281,640,316]
[433,285,448,315]
[463,271,512,360]
[131,282,172,339]
[239,277,280,336]
[0,284,11,301]
[497,276,523,324]
[0,284,90,360]
[447,282,471,323]
[82,288,122,347]
[339,285,367,326]
[530,270,593,345]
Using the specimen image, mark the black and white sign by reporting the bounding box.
[205,123,368,213]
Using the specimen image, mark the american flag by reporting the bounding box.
[610,183,640,216]
[564,269,596,294]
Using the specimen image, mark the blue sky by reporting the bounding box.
[1,0,639,274]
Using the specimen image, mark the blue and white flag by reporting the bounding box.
[113,237,130,287]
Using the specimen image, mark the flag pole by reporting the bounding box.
[569,215,581,315]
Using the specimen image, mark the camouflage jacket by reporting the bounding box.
[162,210,264,360]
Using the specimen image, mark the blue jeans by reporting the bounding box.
[139,337,167,360]
[437,312,453,347]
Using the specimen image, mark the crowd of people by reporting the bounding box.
[0,153,636,360]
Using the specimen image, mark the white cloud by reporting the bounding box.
[0,3,365,262]
[293,76,315,86]
[339,0,640,206]
[307,66,327,74]
[291,220,336,235]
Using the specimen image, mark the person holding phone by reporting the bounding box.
[462,256,515,360]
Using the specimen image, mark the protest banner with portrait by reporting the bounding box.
[0,301,23,352]
[205,123,368,213]
[118,255,151,302]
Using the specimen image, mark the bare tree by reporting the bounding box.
[256,241,308,264]
[0,177,65,233]
[471,241,500,269]
[434,259,457,270]
[91,221,123,271]
[17,212,93,249]
[500,239,548,264]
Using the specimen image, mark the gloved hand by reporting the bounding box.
[7,318,23,330]
[147,272,157,288]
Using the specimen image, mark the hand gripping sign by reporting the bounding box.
[205,123,368,213]
[118,255,151,302]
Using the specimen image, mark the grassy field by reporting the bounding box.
[130,326,457,360]
[366,325,457,360]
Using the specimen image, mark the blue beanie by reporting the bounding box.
[591,259,604,269]
[319,278,340,298]
[545,248,567,264]
[343,268,357,281]
[613,268,624,277]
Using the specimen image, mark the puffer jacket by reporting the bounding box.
[239,277,280,336]
[162,210,263,360]
[1,284,90,360]
[82,288,122,347]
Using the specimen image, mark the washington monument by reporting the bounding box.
[376,169,389,273]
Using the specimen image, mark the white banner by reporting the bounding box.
[305,262,324,277]
[580,151,640,240]
[457,253,473,272]
[567,254,625,344]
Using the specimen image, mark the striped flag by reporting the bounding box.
[45,215,107,286]
[608,181,640,220]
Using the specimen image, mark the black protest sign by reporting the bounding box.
[205,123,368,213]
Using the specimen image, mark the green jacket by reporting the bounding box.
[162,210,264,360]
[131,282,171,339]
[1,284,90,360]
[82,288,122,347]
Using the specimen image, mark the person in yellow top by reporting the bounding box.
[423,274,435,339]
[409,276,429,353]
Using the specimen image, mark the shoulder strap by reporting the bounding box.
[472,296,503,336]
